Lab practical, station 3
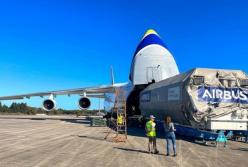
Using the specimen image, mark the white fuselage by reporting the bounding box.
[104,83,133,112]
[103,30,179,115]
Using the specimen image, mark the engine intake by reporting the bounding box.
[78,97,91,110]
[42,99,56,111]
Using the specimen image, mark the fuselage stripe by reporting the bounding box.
[133,34,167,56]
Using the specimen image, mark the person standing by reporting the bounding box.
[164,116,177,156]
[145,115,159,154]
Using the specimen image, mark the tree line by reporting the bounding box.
[0,102,101,116]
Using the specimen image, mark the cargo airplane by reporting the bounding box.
[0,29,179,116]
[1,29,248,132]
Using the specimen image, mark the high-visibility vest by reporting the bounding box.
[117,115,123,125]
[146,120,156,137]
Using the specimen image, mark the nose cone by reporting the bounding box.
[134,29,167,56]
[142,29,158,38]
[130,29,179,85]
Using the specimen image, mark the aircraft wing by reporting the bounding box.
[0,84,121,100]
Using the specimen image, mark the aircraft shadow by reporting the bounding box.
[127,127,166,139]
[127,127,217,147]
[77,135,111,142]
[114,147,166,156]
[176,135,217,147]
[64,118,216,147]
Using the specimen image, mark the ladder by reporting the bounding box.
[104,88,127,142]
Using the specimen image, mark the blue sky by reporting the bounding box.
[0,0,247,109]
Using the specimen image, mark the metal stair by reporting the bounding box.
[104,88,127,142]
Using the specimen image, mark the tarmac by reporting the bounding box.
[0,116,247,167]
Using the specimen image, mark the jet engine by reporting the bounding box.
[78,97,91,110]
[42,99,56,111]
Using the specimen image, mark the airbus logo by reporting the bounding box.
[198,86,248,104]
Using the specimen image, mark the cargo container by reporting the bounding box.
[140,68,248,131]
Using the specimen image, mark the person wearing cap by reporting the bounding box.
[145,115,159,154]
[164,116,177,156]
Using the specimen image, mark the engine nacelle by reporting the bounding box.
[42,99,56,111]
[78,97,91,110]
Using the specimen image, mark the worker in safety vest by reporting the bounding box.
[145,115,159,154]
[117,114,124,125]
